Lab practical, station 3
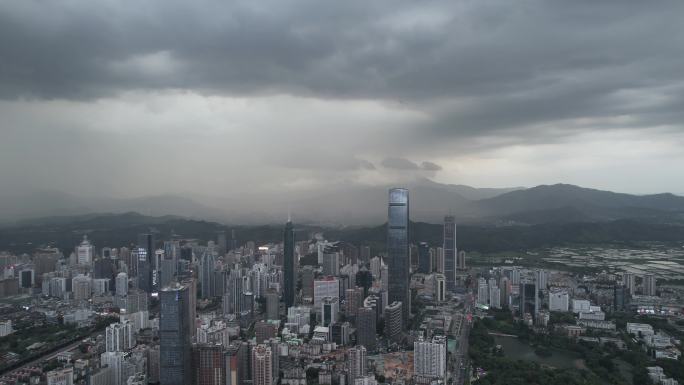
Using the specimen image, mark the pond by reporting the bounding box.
[493,335,586,370]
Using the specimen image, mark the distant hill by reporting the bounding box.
[0,190,224,224]
[2,181,684,225]
[478,184,684,224]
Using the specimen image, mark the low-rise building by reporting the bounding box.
[0,319,13,337]
[626,323,654,337]
[578,320,616,331]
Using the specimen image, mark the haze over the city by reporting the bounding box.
[2,0,684,222]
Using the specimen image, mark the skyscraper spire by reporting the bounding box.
[387,188,410,326]
[283,219,296,307]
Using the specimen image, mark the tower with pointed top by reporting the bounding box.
[387,188,410,326]
[443,215,457,291]
[283,219,296,307]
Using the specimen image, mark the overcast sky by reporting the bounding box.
[2,0,684,200]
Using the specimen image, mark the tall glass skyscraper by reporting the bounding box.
[283,220,296,307]
[387,188,410,325]
[160,283,191,385]
[417,242,431,274]
[137,233,156,293]
[443,216,456,291]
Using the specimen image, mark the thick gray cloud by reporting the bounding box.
[421,162,442,172]
[1,0,684,213]
[381,158,420,170]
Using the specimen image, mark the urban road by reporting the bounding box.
[451,292,473,385]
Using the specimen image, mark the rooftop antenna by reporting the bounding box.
[287,204,292,223]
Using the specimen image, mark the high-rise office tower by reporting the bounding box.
[116,272,128,297]
[93,257,115,287]
[137,233,156,260]
[100,351,125,385]
[643,274,657,296]
[200,250,215,299]
[19,269,34,288]
[72,274,92,301]
[136,247,152,294]
[224,342,243,385]
[433,273,446,302]
[380,264,389,293]
[489,283,501,309]
[148,345,160,383]
[622,272,636,296]
[268,338,280,384]
[457,250,466,270]
[332,321,351,345]
[160,283,192,385]
[137,233,156,293]
[387,188,410,326]
[192,344,225,385]
[322,251,340,276]
[251,345,273,385]
[255,321,277,344]
[217,231,227,256]
[435,247,444,274]
[360,246,371,264]
[443,216,456,291]
[534,279,540,316]
[242,291,255,315]
[477,278,488,305]
[313,276,339,312]
[92,278,110,296]
[239,341,251,385]
[355,269,373,298]
[345,287,364,317]
[356,307,377,351]
[413,335,447,380]
[265,289,279,320]
[283,220,296,308]
[500,276,511,309]
[159,248,177,289]
[521,281,537,317]
[613,285,628,311]
[301,266,314,299]
[384,301,403,343]
[535,269,548,290]
[106,320,134,352]
[76,235,94,266]
[417,242,431,274]
[510,268,521,285]
[321,297,339,327]
[370,256,381,279]
[348,345,367,382]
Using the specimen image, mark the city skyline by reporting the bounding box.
[1,184,682,385]
[1,1,684,384]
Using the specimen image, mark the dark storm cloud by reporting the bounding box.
[381,158,420,170]
[2,0,684,204]
[421,161,442,171]
[2,0,683,145]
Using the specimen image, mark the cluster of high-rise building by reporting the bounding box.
[477,267,547,320]
[1,188,471,385]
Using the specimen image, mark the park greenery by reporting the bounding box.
[468,310,684,385]
[469,320,607,385]
[0,315,117,374]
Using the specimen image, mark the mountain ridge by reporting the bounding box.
[1,181,683,225]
